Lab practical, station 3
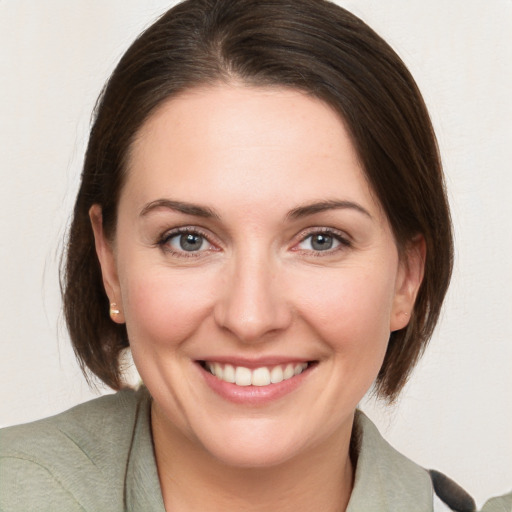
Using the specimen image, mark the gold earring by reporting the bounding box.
[110,302,121,318]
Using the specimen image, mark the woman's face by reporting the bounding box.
[92,84,422,468]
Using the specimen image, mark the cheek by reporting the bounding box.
[290,264,396,355]
[119,266,217,350]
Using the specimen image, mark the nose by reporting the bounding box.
[213,251,293,343]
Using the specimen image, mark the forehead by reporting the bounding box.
[124,84,380,218]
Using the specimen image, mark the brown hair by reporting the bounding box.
[63,0,453,401]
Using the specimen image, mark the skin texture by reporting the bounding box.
[90,84,424,511]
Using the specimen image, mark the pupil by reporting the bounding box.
[180,233,202,251]
[312,234,333,251]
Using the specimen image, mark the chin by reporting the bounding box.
[204,437,304,469]
[192,418,311,469]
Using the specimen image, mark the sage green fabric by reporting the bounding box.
[1,387,510,511]
[0,388,164,511]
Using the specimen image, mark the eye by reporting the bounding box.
[298,233,340,251]
[159,228,214,255]
[171,233,208,251]
[294,230,351,254]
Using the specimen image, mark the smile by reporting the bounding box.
[202,361,310,387]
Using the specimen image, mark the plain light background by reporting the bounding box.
[1,0,510,507]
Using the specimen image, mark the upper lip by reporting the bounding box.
[196,356,315,369]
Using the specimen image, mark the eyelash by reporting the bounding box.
[156,226,352,258]
[292,227,352,256]
[157,227,217,258]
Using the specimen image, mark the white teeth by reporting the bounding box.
[214,363,223,379]
[252,367,271,386]
[235,366,252,386]
[283,363,295,380]
[205,361,310,387]
[270,365,284,384]
[223,364,235,383]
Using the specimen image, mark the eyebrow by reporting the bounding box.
[286,200,372,220]
[139,198,372,221]
[139,199,220,219]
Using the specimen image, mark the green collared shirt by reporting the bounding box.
[1,387,510,511]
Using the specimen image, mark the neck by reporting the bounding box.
[151,405,355,512]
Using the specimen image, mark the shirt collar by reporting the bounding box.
[346,409,433,512]
[124,390,433,511]
[125,388,166,512]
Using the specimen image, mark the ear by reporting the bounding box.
[390,235,426,332]
[89,204,125,324]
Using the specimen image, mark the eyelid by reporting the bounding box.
[157,225,220,256]
[156,225,352,257]
[290,227,352,252]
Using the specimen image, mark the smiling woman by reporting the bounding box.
[89,85,421,481]
[0,1,510,511]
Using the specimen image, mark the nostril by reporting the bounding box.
[213,300,293,344]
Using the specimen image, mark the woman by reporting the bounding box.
[1,1,510,510]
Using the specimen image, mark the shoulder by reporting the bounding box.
[350,411,511,512]
[0,387,151,512]
[480,492,512,512]
[348,410,434,511]
[0,387,146,463]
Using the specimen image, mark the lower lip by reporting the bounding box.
[197,363,314,405]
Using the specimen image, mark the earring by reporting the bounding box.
[110,302,121,318]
